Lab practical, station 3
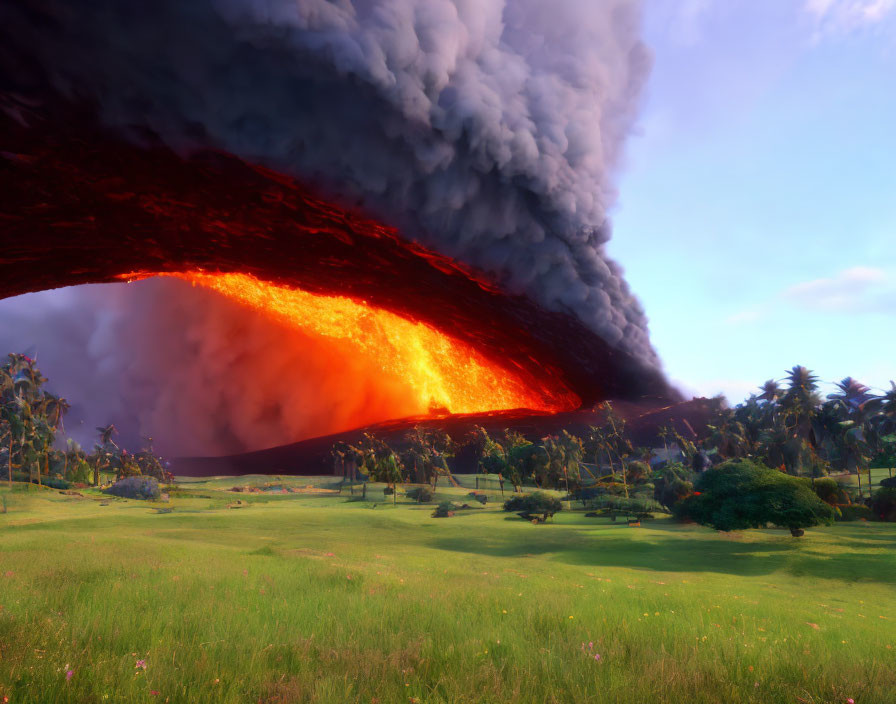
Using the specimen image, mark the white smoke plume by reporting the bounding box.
[1,0,662,454]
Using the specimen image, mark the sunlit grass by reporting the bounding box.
[0,479,894,703]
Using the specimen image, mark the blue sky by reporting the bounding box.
[608,0,896,402]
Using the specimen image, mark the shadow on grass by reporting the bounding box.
[429,522,896,583]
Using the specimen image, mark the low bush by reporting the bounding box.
[871,487,896,521]
[432,501,455,518]
[879,476,896,489]
[405,486,434,503]
[104,476,161,501]
[836,504,874,522]
[812,478,850,506]
[9,472,71,490]
[503,492,562,522]
[467,492,488,505]
[590,495,664,520]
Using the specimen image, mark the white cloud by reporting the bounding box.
[804,0,896,35]
[783,266,894,312]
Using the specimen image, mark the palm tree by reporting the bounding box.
[502,430,532,493]
[872,382,896,478]
[826,377,879,493]
[0,354,69,488]
[704,404,750,460]
[827,377,876,414]
[757,379,782,404]
[542,431,584,497]
[782,366,821,428]
[588,403,633,498]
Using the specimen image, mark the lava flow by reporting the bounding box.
[172,271,576,414]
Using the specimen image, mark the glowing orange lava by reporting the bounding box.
[169,271,572,414]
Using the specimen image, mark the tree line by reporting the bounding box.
[0,353,170,488]
[330,365,896,528]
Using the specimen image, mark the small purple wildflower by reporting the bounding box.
[135,660,147,670]
[66,670,74,682]
[594,653,601,662]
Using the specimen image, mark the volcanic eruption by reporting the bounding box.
[0,0,676,459]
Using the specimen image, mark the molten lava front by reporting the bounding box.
[172,272,575,415]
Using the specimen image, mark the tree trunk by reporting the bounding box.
[8,437,12,487]
[856,467,863,499]
[562,465,570,506]
[619,455,629,499]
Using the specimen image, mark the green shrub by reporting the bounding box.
[503,492,562,522]
[590,495,664,520]
[405,486,434,503]
[879,476,896,489]
[677,459,834,536]
[871,487,896,521]
[10,471,70,490]
[836,504,874,522]
[812,478,850,506]
[432,501,455,518]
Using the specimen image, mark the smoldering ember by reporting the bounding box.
[0,2,894,704]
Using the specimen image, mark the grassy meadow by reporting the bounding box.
[0,476,894,704]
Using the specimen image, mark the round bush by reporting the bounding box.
[104,476,161,501]
[677,459,834,536]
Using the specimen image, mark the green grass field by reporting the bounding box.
[1,477,894,704]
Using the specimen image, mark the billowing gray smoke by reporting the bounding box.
[0,0,661,455]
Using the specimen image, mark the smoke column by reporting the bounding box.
[0,0,662,455]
